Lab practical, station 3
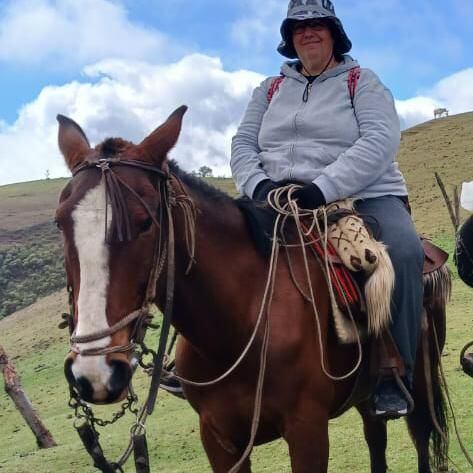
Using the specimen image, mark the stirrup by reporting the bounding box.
[160,361,186,400]
[460,342,473,378]
[372,372,414,419]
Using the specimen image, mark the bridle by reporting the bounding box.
[61,155,195,473]
[65,157,170,356]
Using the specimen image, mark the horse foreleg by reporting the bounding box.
[357,402,388,473]
[199,414,252,473]
[283,410,330,473]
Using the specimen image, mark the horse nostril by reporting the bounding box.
[76,376,94,402]
[107,360,132,403]
[64,357,75,385]
[64,357,94,402]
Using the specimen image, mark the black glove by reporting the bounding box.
[252,179,278,202]
[292,183,326,209]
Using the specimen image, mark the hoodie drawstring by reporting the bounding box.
[301,53,334,103]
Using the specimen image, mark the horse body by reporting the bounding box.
[56,107,449,473]
[167,188,353,469]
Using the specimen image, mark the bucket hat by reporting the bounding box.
[278,0,352,59]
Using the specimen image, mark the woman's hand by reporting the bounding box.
[292,183,326,209]
[252,179,279,202]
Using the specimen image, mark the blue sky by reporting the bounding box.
[0,0,472,184]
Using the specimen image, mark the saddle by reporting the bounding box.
[238,198,450,380]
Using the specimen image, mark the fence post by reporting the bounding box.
[0,345,57,448]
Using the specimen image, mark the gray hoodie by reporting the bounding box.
[231,56,407,202]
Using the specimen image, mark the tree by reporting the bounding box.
[198,165,213,178]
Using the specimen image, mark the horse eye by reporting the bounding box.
[138,217,153,233]
[55,219,63,231]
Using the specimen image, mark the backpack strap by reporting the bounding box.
[267,67,361,106]
[267,76,285,103]
[347,67,361,107]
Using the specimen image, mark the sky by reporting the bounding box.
[0,0,472,185]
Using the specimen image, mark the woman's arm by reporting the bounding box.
[313,69,401,203]
[231,78,273,198]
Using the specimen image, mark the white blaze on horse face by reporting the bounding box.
[71,181,112,392]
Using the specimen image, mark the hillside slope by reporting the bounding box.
[398,111,473,235]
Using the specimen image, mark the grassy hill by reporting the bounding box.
[1,113,473,472]
[398,111,473,235]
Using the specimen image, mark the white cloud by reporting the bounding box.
[0,54,264,185]
[396,68,473,129]
[0,47,471,186]
[0,0,185,67]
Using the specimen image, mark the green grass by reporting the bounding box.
[1,244,472,473]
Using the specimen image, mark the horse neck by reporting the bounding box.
[159,186,264,357]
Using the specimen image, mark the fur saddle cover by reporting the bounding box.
[318,199,395,343]
[237,197,395,343]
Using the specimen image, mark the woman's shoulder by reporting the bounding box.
[257,75,282,91]
[357,67,380,80]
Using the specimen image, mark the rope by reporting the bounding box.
[268,185,363,380]
[173,212,281,388]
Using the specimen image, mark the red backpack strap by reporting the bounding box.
[347,67,361,107]
[267,76,285,103]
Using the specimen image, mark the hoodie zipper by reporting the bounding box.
[290,78,314,179]
[302,81,313,102]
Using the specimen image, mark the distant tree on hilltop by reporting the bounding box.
[197,165,213,178]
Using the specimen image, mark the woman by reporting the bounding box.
[231,0,424,418]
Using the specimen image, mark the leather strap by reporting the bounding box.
[76,422,119,473]
[133,434,150,473]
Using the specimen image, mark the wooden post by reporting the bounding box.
[434,172,460,232]
[0,345,57,448]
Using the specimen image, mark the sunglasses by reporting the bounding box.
[292,19,329,35]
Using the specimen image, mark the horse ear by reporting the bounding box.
[57,115,91,170]
[139,105,187,164]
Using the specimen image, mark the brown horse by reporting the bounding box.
[57,106,449,473]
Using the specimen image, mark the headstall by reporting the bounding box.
[61,156,183,473]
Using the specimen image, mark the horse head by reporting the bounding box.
[56,106,187,404]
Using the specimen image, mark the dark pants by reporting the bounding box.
[355,195,424,380]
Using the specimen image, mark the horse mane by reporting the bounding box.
[168,160,234,204]
[168,161,272,257]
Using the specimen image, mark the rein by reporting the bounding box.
[63,156,195,473]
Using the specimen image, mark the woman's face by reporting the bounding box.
[292,20,335,66]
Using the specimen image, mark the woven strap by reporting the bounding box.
[347,66,361,107]
[268,67,361,106]
[267,76,285,103]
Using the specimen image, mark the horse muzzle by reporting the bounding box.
[64,353,132,404]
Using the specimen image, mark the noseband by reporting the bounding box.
[65,157,172,357]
